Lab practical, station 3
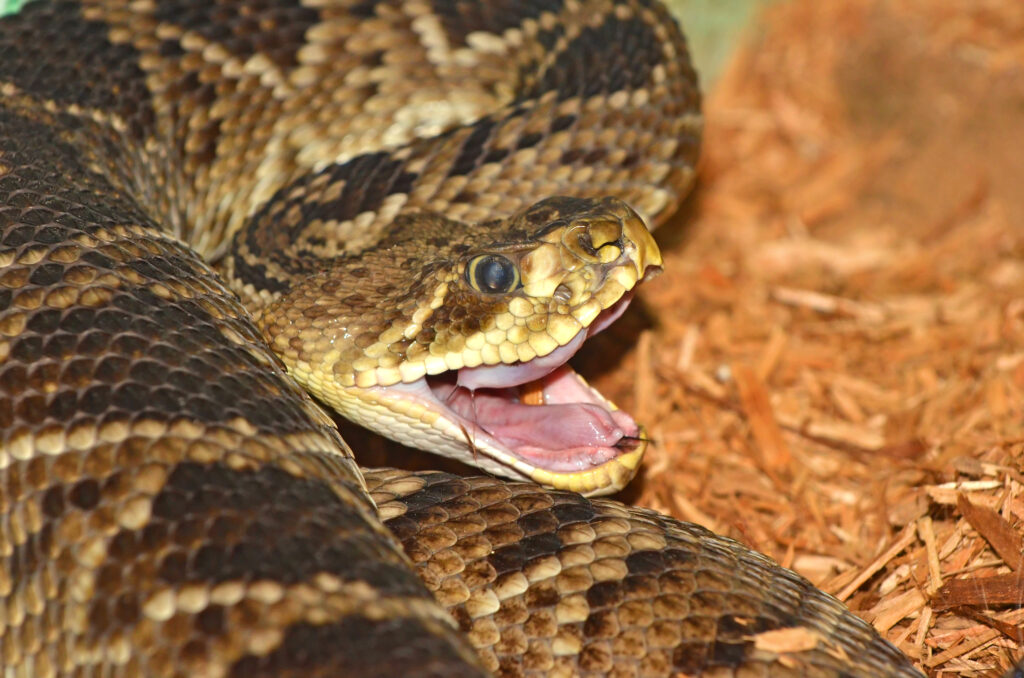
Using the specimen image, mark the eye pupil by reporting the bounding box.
[470,255,518,294]
[481,258,511,291]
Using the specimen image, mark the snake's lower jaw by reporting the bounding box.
[338,373,646,497]
[502,369,649,497]
[533,430,646,496]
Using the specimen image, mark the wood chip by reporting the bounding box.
[733,363,793,473]
[873,589,927,634]
[924,629,1002,669]
[926,481,1004,506]
[957,493,1024,572]
[753,627,825,654]
[917,516,943,595]
[770,286,887,324]
[955,608,1024,645]
[933,573,1024,610]
[756,325,788,381]
[634,331,654,420]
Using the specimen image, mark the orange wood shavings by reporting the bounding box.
[873,589,928,634]
[918,516,943,596]
[836,524,918,602]
[753,627,825,654]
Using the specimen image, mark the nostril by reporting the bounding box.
[578,232,598,256]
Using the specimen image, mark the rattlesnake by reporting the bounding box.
[0,0,922,675]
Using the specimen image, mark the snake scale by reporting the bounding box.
[0,0,925,675]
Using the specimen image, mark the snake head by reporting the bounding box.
[259,196,662,496]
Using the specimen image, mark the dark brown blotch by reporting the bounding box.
[141,462,429,597]
[0,2,152,128]
[526,12,664,101]
[430,0,563,49]
[152,0,320,69]
[228,617,484,678]
[41,485,66,518]
[196,605,227,636]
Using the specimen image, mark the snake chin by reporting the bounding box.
[377,294,642,477]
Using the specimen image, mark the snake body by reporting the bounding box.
[0,0,922,675]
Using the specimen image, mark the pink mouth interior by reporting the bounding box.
[422,293,642,472]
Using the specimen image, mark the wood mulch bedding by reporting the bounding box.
[350,0,1024,675]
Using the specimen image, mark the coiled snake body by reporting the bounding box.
[0,1,922,676]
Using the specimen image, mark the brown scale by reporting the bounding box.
[0,0,922,676]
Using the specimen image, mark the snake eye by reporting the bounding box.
[467,254,520,294]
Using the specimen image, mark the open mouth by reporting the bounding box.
[369,293,642,476]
